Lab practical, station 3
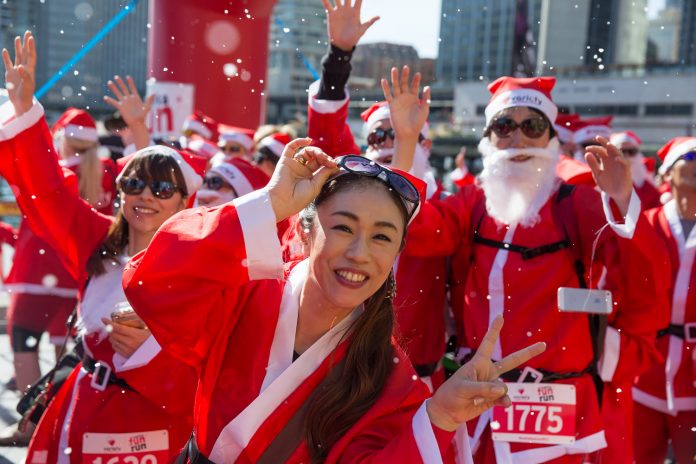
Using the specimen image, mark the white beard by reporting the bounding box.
[629,154,652,187]
[478,137,561,228]
[194,188,237,208]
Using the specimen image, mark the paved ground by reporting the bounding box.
[0,333,54,463]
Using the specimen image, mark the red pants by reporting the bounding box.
[596,385,634,464]
[633,401,696,464]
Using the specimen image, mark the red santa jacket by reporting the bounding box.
[405,182,669,462]
[0,101,196,464]
[634,201,696,414]
[124,191,469,463]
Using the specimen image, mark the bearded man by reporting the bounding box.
[391,74,669,463]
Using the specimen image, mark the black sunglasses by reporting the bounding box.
[119,177,182,199]
[489,116,549,139]
[620,147,639,157]
[336,155,420,222]
[367,127,424,147]
[221,144,243,153]
[202,176,230,191]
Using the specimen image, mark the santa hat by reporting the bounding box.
[52,107,98,142]
[573,116,613,144]
[209,158,269,197]
[484,76,557,126]
[657,137,696,175]
[554,113,580,144]
[610,130,641,148]
[258,132,292,159]
[182,110,218,141]
[116,145,205,195]
[360,101,430,138]
[218,124,255,151]
[186,134,221,160]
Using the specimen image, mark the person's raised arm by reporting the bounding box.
[103,75,153,151]
[381,66,430,172]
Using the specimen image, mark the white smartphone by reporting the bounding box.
[557,287,612,315]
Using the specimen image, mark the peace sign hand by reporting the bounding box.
[265,138,339,223]
[427,316,546,431]
[2,31,36,117]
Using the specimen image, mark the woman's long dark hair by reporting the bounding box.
[299,173,409,462]
[86,149,188,276]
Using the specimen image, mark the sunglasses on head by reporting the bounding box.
[336,155,420,222]
[620,147,639,157]
[367,127,424,147]
[119,177,182,200]
[489,116,549,139]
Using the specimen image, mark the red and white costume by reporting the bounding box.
[124,188,473,463]
[306,82,448,384]
[0,101,197,464]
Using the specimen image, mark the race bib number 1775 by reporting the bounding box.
[491,383,576,445]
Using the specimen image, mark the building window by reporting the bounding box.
[575,104,639,116]
[644,104,693,116]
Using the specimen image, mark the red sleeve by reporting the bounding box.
[0,102,112,285]
[123,190,284,367]
[307,81,360,157]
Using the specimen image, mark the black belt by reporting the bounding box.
[658,323,696,341]
[175,437,215,464]
[82,356,132,391]
[473,235,571,261]
[501,364,594,383]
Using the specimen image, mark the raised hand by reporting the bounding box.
[381,66,431,171]
[585,136,633,216]
[2,31,36,117]
[427,316,546,431]
[265,138,339,222]
[321,0,379,52]
[104,75,153,126]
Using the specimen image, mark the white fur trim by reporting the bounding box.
[487,226,517,360]
[57,368,87,464]
[601,189,640,239]
[0,99,44,141]
[187,138,220,159]
[232,189,283,281]
[307,80,350,114]
[212,163,256,197]
[554,125,573,144]
[1,283,78,298]
[506,430,607,463]
[116,145,203,195]
[659,139,696,175]
[485,89,557,126]
[258,137,285,158]
[112,335,162,372]
[573,126,612,144]
[610,133,640,148]
[598,326,620,382]
[632,387,696,414]
[62,123,98,142]
[412,400,445,463]
[366,105,393,129]
[182,119,212,139]
[219,132,254,151]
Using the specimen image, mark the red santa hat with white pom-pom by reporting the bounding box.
[657,137,696,175]
[257,132,292,159]
[182,110,218,142]
[218,124,255,151]
[610,130,642,148]
[52,107,98,142]
[360,101,430,139]
[484,76,558,126]
[572,116,613,144]
[116,146,205,195]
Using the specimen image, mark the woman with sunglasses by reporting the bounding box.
[124,135,546,462]
[632,137,696,464]
[388,69,670,463]
[609,131,661,211]
[194,158,269,208]
[1,32,199,463]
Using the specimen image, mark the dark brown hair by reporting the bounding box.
[86,149,188,276]
[299,173,409,462]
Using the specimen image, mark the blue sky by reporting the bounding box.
[359,0,443,59]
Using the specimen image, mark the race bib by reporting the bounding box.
[82,430,169,464]
[491,383,576,445]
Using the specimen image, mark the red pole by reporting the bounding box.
[148,0,277,129]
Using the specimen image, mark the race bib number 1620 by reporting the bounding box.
[82,430,169,464]
[491,383,576,445]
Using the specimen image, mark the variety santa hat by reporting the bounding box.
[554,113,580,144]
[186,134,221,160]
[208,158,270,197]
[360,101,430,138]
[657,137,696,175]
[181,110,218,141]
[572,116,613,144]
[52,107,98,142]
[258,132,293,159]
[610,130,641,148]
[218,124,255,151]
[116,145,205,195]
[484,76,558,126]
